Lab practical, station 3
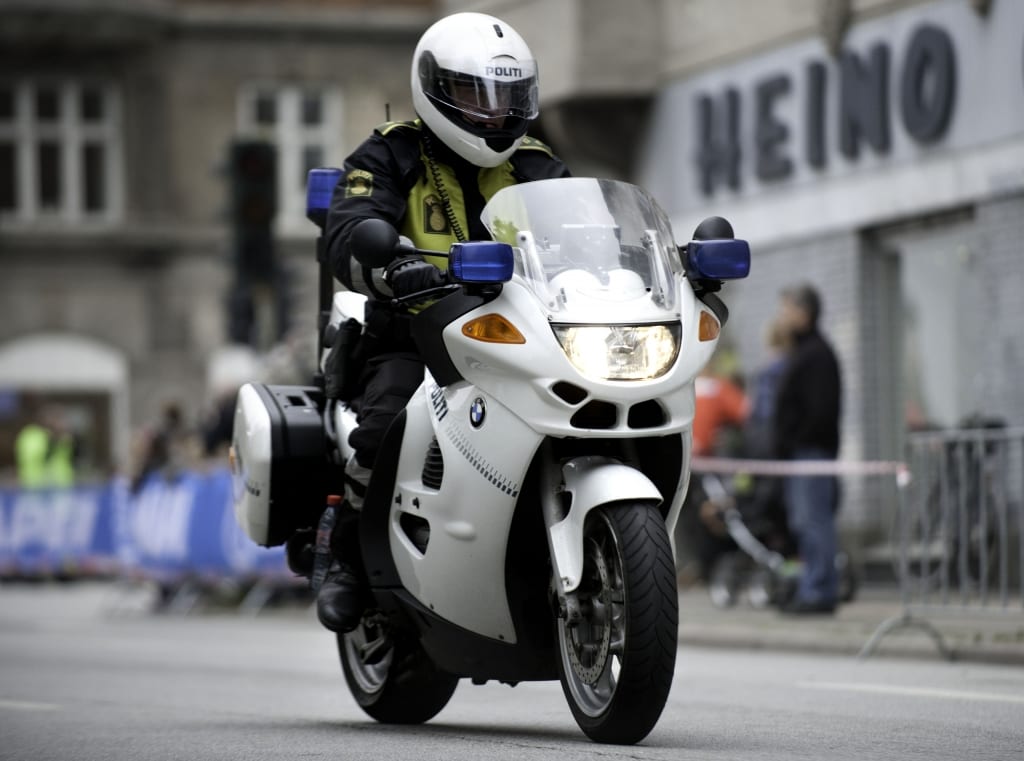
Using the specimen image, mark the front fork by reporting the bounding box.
[538,442,664,624]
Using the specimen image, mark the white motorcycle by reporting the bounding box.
[230,173,749,744]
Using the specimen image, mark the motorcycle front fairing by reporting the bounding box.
[477,179,721,553]
[377,179,721,646]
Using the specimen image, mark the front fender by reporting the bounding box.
[548,456,663,593]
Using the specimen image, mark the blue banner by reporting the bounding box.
[0,469,289,581]
[115,469,288,581]
[0,483,117,576]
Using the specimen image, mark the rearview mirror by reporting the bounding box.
[686,239,751,280]
[349,218,400,269]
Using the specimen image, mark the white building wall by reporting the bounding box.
[639,0,1024,248]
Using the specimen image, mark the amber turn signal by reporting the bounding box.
[698,310,721,342]
[462,314,526,344]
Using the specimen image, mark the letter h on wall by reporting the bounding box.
[696,89,742,197]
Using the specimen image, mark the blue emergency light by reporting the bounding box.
[686,238,751,280]
[306,167,344,228]
[449,241,516,284]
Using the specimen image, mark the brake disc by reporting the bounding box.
[566,538,613,685]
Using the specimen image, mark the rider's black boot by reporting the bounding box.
[316,563,363,633]
[314,502,366,634]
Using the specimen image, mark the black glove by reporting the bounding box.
[385,256,446,298]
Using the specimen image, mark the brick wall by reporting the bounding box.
[720,230,861,454]
[716,229,886,536]
[719,191,1024,541]
[974,194,1024,427]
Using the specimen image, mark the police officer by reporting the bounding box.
[317,12,570,633]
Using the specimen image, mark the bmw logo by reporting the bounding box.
[469,397,486,428]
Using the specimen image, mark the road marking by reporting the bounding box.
[798,681,1024,705]
[0,699,60,711]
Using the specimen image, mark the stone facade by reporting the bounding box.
[0,0,432,476]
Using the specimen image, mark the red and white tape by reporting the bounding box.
[691,456,911,485]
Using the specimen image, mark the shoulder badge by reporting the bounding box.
[344,169,374,198]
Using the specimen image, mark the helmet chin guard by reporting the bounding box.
[411,12,540,167]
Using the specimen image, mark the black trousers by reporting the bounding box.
[348,350,424,469]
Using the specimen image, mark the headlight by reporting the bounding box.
[552,323,681,380]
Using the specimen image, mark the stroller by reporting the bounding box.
[695,467,859,610]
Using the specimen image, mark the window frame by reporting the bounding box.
[236,83,344,236]
[0,79,123,226]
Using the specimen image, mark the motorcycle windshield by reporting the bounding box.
[481,178,682,322]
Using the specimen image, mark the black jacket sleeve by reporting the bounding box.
[773,332,842,458]
[325,126,422,298]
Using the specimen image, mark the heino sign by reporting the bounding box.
[693,14,1013,198]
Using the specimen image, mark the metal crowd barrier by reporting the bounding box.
[860,425,1024,659]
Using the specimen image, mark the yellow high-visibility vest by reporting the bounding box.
[378,120,554,269]
[15,423,75,489]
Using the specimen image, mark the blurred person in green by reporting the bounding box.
[15,401,76,489]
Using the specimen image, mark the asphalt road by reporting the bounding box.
[1,582,1022,760]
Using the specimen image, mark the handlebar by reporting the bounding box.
[382,242,452,308]
[388,281,461,308]
[396,241,446,260]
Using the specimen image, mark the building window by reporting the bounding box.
[38,141,62,210]
[0,143,15,211]
[237,85,343,233]
[82,143,106,212]
[0,80,122,225]
[254,91,277,127]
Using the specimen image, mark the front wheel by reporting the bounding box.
[338,618,458,724]
[556,502,678,745]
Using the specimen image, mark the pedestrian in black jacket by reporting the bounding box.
[773,284,842,614]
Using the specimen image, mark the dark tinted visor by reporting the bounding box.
[422,64,539,121]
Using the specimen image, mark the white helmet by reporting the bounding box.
[411,12,540,168]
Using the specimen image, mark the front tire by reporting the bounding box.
[556,503,678,745]
[338,619,458,724]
